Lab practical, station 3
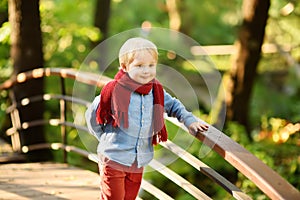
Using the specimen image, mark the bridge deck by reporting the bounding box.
[0,162,100,200]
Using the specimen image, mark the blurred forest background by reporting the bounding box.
[0,0,299,199]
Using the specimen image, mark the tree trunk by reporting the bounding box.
[93,0,111,71]
[93,0,111,44]
[9,0,51,161]
[176,1,192,36]
[223,0,271,139]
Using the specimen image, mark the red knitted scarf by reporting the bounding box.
[96,69,167,145]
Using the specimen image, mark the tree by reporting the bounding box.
[93,0,111,44]
[92,0,111,71]
[221,0,271,139]
[9,0,51,161]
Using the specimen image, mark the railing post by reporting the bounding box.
[8,91,22,152]
[60,77,67,163]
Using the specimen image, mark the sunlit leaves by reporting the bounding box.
[40,0,101,68]
[0,22,10,43]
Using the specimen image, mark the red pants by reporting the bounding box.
[98,158,144,200]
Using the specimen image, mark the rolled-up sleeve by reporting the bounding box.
[164,90,198,127]
[85,95,102,140]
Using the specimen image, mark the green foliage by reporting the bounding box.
[40,0,101,68]
[0,0,7,17]
[251,71,300,126]
[224,119,300,198]
[109,0,168,34]
[268,0,300,44]
[0,22,11,79]
[1,0,299,199]
[267,0,300,74]
[109,0,240,44]
[178,0,241,44]
[235,139,300,199]
[0,21,11,131]
[223,121,250,145]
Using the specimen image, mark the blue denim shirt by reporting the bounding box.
[85,90,197,168]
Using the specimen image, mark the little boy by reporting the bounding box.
[85,37,208,200]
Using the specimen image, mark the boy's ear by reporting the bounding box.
[120,63,127,71]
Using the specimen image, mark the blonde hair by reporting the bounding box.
[119,37,158,68]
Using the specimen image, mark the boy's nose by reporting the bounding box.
[142,66,149,73]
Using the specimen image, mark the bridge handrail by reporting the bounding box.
[1,67,299,199]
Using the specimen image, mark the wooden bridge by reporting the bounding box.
[0,68,299,199]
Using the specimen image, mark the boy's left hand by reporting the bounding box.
[188,121,209,135]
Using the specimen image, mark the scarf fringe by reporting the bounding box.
[152,127,168,145]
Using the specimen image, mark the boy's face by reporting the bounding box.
[124,50,157,84]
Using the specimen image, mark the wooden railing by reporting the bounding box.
[1,68,299,200]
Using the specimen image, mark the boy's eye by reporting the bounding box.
[135,64,155,68]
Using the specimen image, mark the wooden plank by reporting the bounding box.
[191,43,292,55]
[0,152,26,163]
[0,163,100,200]
[0,138,26,163]
[160,140,252,200]
[141,180,174,200]
[148,159,212,200]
